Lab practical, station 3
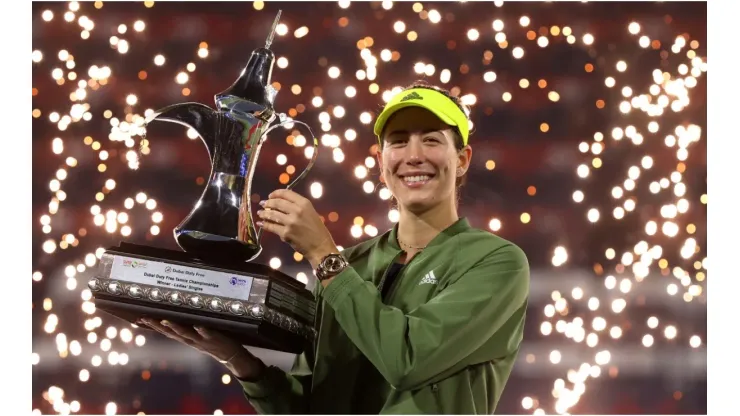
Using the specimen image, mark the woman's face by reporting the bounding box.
[378,107,472,214]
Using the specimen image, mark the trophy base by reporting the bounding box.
[89,242,316,354]
[94,296,304,353]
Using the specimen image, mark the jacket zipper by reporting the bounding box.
[376,251,402,300]
[431,383,442,410]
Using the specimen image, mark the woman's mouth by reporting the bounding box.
[400,174,434,188]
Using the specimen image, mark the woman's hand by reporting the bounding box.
[256,189,339,268]
[138,318,265,380]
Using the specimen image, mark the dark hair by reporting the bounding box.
[380,80,472,203]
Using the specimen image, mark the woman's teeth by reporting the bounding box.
[404,175,431,184]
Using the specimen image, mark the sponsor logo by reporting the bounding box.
[165,266,172,273]
[122,259,148,269]
[419,270,438,285]
[229,276,249,286]
[400,91,423,102]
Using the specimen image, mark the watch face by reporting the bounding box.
[326,256,343,272]
[323,254,346,274]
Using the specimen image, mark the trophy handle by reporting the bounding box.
[255,114,319,242]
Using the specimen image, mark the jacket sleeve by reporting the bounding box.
[320,243,529,391]
[236,350,313,414]
[236,281,322,414]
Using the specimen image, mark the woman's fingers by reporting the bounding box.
[141,319,195,345]
[138,319,244,362]
[161,320,202,342]
[260,198,297,215]
[194,326,219,340]
[257,208,290,226]
[141,319,201,343]
[257,219,288,242]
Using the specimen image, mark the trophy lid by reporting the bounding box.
[215,11,282,111]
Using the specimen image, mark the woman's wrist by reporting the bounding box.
[306,237,341,270]
[224,349,266,381]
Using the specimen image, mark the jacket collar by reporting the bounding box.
[386,217,471,252]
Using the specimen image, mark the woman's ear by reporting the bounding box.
[457,145,473,176]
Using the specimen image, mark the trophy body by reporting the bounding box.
[163,97,268,263]
[88,12,319,353]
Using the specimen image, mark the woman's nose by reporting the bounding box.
[405,136,425,162]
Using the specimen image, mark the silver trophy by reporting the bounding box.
[149,10,317,263]
[88,11,318,353]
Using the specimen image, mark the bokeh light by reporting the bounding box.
[31,2,706,415]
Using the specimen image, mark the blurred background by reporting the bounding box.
[31,1,707,414]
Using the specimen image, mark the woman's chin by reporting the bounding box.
[396,195,438,212]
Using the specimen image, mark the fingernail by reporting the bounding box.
[256,221,263,227]
[161,320,170,326]
[256,210,264,216]
[194,326,204,332]
[259,200,266,207]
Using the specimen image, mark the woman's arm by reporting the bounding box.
[234,279,323,414]
[234,349,314,414]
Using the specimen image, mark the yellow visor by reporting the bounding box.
[373,87,469,145]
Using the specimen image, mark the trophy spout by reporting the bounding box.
[265,10,282,49]
[214,11,282,118]
[145,102,218,163]
[215,48,276,118]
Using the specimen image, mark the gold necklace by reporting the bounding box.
[398,238,427,251]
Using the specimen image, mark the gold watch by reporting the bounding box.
[315,253,349,281]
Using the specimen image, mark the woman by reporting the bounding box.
[140,82,530,414]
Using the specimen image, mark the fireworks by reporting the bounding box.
[32,1,706,415]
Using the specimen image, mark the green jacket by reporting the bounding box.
[239,218,530,414]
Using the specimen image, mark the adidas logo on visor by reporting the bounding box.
[400,91,423,102]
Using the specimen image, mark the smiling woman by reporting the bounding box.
[233,82,530,414]
[141,81,530,415]
[377,82,472,203]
